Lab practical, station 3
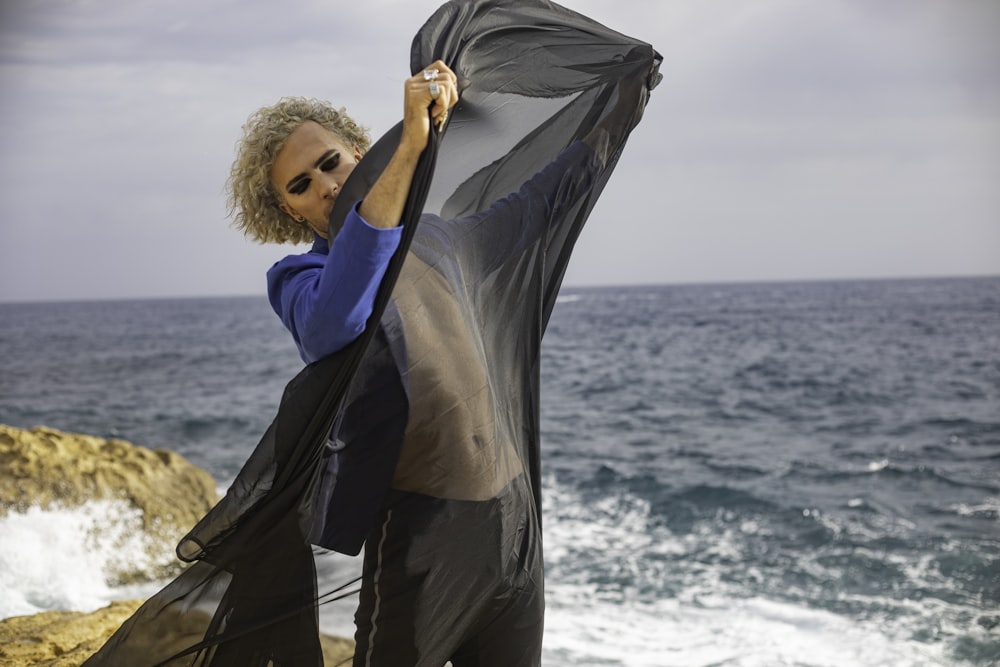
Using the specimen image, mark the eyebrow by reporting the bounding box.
[285,149,339,193]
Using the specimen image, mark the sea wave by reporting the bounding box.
[3,280,998,665]
[0,501,167,618]
[542,476,999,666]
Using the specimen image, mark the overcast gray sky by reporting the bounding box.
[1,0,997,302]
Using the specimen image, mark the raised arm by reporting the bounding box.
[431,61,654,277]
[358,60,458,228]
[268,63,460,363]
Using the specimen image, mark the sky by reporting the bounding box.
[0,0,998,303]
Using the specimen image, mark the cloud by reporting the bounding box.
[3,0,370,64]
[0,0,997,302]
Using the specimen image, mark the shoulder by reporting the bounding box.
[266,237,328,293]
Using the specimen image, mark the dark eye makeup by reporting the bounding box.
[286,151,342,196]
[321,154,341,171]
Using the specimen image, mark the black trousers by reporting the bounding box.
[352,480,543,667]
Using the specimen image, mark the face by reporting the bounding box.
[270,120,362,239]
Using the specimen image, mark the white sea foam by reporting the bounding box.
[867,458,891,472]
[950,497,1000,519]
[543,587,952,667]
[555,293,583,304]
[541,478,960,667]
[0,500,165,618]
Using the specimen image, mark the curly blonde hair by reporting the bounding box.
[227,97,371,245]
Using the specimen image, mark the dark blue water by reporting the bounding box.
[2,277,998,666]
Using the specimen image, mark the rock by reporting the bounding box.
[0,425,357,662]
[0,600,356,666]
[0,424,219,583]
[0,600,144,667]
[323,634,358,665]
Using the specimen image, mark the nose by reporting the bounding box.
[320,173,340,200]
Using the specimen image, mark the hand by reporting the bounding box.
[584,68,650,164]
[357,61,459,228]
[400,60,459,155]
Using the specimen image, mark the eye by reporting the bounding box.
[289,179,310,195]
[321,154,341,171]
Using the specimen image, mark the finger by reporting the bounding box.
[435,110,448,131]
[417,63,445,84]
[437,79,458,109]
[432,81,457,118]
[422,60,459,90]
[425,77,451,106]
[405,77,445,107]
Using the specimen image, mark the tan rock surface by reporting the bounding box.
[0,424,356,663]
[0,423,219,582]
[0,600,356,666]
[0,600,144,667]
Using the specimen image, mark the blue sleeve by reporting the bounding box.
[266,203,403,364]
[490,140,598,257]
[440,141,599,274]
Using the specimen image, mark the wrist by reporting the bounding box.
[398,120,430,158]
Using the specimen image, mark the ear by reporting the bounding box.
[353,145,364,161]
[278,201,303,222]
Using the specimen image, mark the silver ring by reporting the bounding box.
[429,81,440,98]
[423,68,439,81]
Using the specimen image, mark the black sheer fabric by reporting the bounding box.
[84,1,659,664]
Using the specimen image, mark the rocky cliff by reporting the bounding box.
[0,424,356,664]
[0,423,218,583]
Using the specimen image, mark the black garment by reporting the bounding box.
[353,483,543,667]
[84,2,659,665]
[309,140,597,558]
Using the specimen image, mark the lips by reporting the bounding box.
[324,195,338,218]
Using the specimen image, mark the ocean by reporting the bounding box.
[1,277,998,666]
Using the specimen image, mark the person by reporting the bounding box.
[227,52,652,667]
[228,60,552,666]
[229,60,459,358]
[78,4,657,665]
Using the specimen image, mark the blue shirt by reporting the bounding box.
[267,141,597,365]
[267,202,403,364]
